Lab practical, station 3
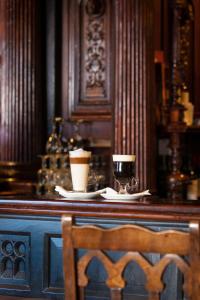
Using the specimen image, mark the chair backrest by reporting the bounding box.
[61,215,200,300]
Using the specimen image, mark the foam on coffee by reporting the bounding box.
[112,154,136,162]
[69,148,91,158]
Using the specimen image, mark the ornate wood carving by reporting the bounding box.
[84,3,106,97]
[62,0,112,121]
[0,234,29,283]
[78,250,191,298]
[0,0,45,184]
[62,215,200,300]
[113,0,156,192]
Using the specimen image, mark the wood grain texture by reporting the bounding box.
[0,0,45,163]
[62,215,200,300]
[71,224,190,254]
[194,0,200,118]
[2,195,200,221]
[113,0,156,192]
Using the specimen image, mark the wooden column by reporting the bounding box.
[0,0,45,189]
[194,0,200,117]
[113,0,156,191]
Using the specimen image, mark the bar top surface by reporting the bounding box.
[0,193,200,221]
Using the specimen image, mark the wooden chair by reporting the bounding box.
[61,215,200,300]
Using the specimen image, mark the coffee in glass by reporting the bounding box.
[69,149,91,192]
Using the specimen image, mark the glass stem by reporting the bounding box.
[118,183,128,194]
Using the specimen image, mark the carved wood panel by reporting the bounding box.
[62,0,112,121]
[0,233,30,288]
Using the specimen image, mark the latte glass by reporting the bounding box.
[69,149,91,192]
[112,154,138,194]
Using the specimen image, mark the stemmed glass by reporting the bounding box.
[46,117,65,154]
[112,154,138,194]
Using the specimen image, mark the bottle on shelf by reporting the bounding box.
[181,89,194,126]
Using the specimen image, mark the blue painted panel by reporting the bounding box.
[0,214,187,300]
[0,215,63,298]
[48,236,64,288]
[0,232,30,288]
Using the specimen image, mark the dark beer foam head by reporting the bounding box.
[112,154,136,162]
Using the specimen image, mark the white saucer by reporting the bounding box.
[100,190,151,201]
[55,186,106,200]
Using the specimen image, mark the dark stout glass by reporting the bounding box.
[112,155,137,194]
[113,161,135,183]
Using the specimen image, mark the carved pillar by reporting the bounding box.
[113,0,156,191]
[0,0,45,189]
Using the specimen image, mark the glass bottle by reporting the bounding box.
[181,89,194,126]
[46,117,64,154]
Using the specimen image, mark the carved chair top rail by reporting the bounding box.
[62,218,191,254]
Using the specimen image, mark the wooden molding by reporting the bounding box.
[62,0,112,121]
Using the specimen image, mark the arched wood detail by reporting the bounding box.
[78,250,191,298]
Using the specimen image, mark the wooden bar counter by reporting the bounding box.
[1,194,200,220]
[0,194,199,299]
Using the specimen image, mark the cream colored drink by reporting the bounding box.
[69,149,91,192]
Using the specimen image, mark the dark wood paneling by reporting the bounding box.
[154,0,162,50]
[0,0,46,183]
[194,0,200,117]
[113,0,156,192]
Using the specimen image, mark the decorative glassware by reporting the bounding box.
[37,155,54,194]
[46,117,64,154]
[67,120,90,151]
[59,155,72,190]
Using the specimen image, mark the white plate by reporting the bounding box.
[100,190,151,201]
[55,186,106,200]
